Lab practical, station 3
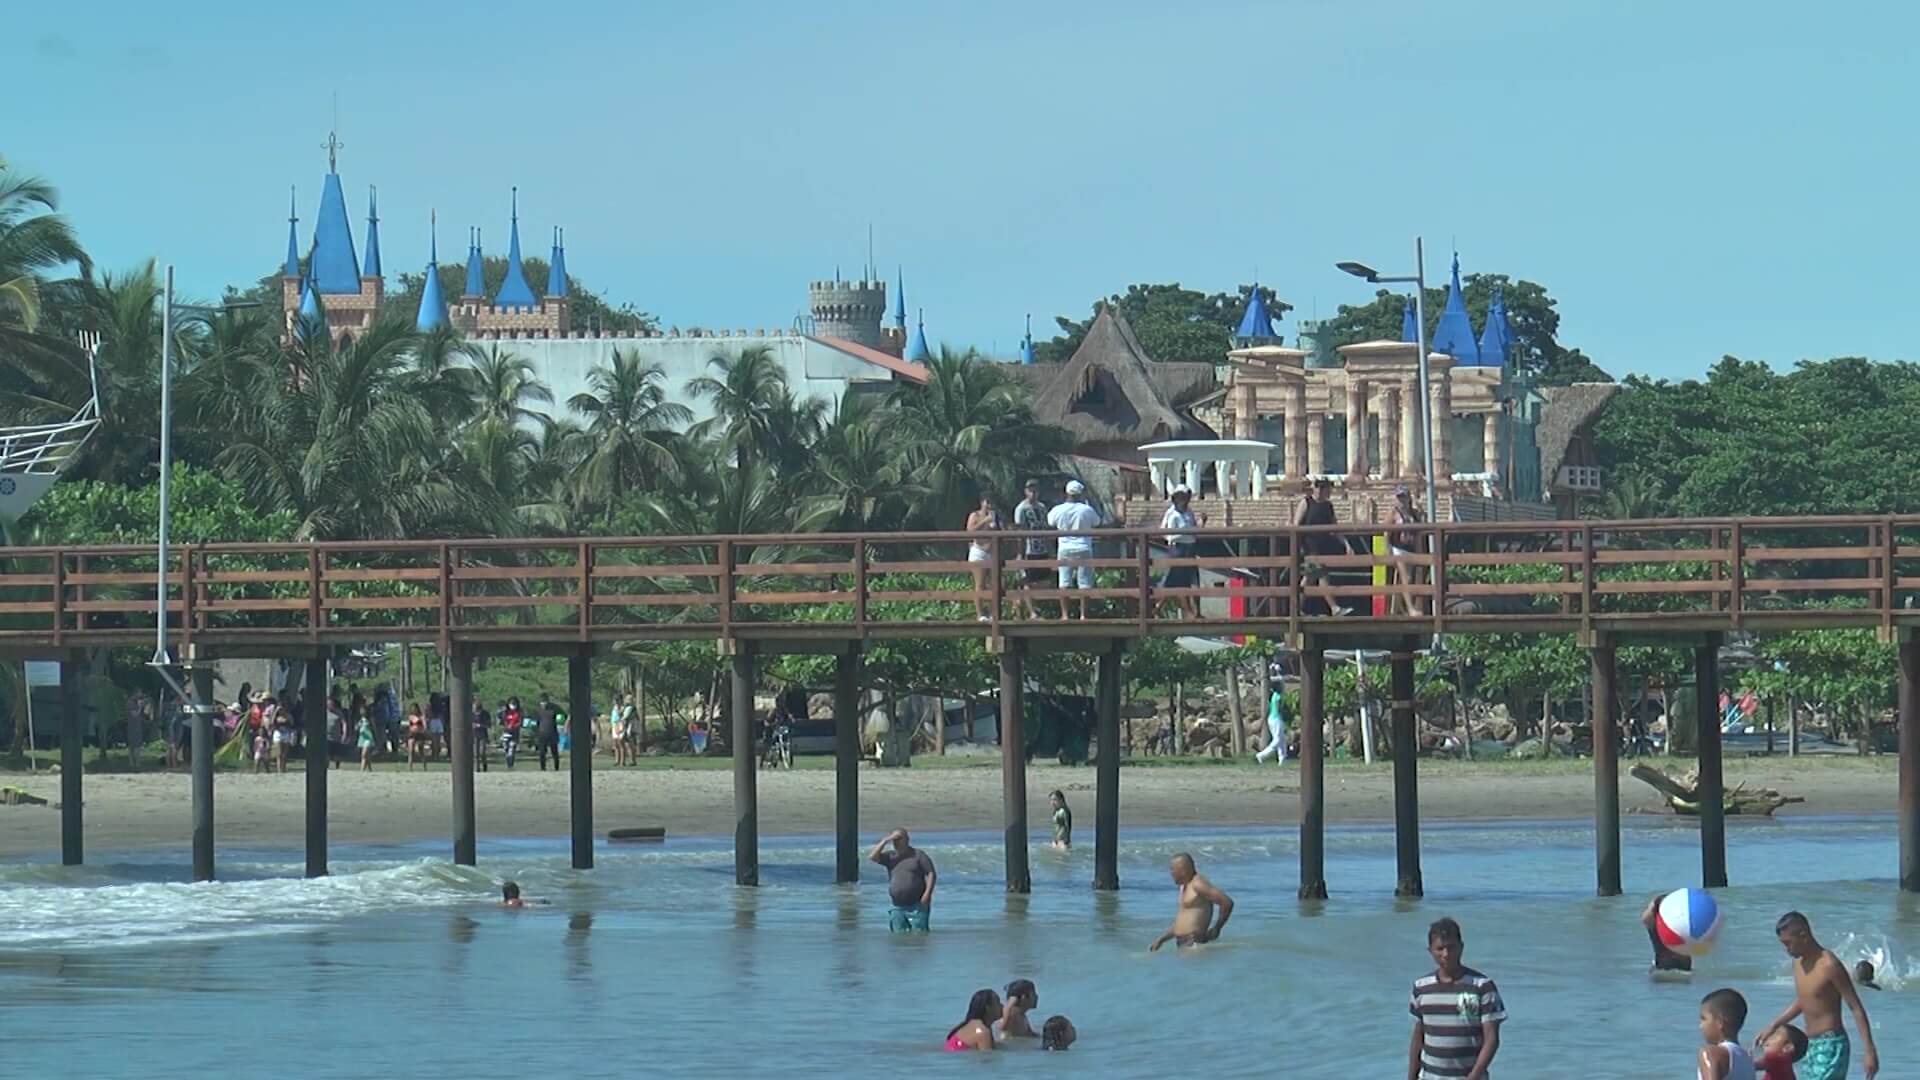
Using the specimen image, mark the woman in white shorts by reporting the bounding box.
[965,495,1002,622]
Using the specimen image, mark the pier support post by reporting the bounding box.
[834,649,862,884]
[447,650,476,867]
[1093,643,1122,891]
[1591,643,1622,896]
[1898,634,1917,893]
[59,658,82,866]
[1299,639,1328,899]
[568,652,594,870]
[190,662,216,881]
[733,646,758,886]
[1695,641,1727,887]
[1390,643,1422,897]
[1001,643,1030,893]
[304,655,328,878]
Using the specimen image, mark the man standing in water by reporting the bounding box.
[1149,853,1233,950]
[1757,911,1878,1079]
[869,828,936,933]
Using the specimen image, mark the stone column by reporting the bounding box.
[1400,379,1423,482]
[1233,382,1258,439]
[1431,365,1454,485]
[1305,410,1324,478]
[1474,415,1492,474]
[1379,386,1400,480]
[1286,381,1308,478]
[1184,460,1202,493]
[1344,377,1368,482]
[1214,459,1233,498]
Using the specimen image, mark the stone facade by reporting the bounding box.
[808,279,888,351]
[282,272,383,342]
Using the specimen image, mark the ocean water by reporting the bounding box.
[2,816,1915,1079]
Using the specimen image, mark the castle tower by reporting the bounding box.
[416,211,448,333]
[808,273,888,349]
[877,266,907,357]
[279,133,381,343]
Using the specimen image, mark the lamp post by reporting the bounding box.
[1335,238,1437,526]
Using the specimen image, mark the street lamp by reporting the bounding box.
[1336,238,1438,527]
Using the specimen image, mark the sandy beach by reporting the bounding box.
[0,754,1900,859]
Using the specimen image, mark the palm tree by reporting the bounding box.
[890,346,1071,527]
[0,156,90,332]
[687,345,790,471]
[567,349,693,515]
[1595,471,1664,521]
[464,345,554,428]
[807,392,920,530]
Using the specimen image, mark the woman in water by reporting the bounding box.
[995,979,1039,1040]
[943,989,1001,1052]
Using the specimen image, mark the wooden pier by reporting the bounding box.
[1,514,1916,896]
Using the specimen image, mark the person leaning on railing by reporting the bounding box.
[1388,485,1428,616]
[1296,478,1355,616]
[1159,485,1205,620]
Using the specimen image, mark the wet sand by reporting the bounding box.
[0,754,1898,859]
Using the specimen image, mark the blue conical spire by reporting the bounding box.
[893,266,906,330]
[1428,253,1480,366]
[1476,285,1510,368]
[417,211,448,333]
[1401,295,1419,342]
[547,227,569,298]
[463,227,485,299]
[283,187,300,277]
[905,308,931,362]
[308,156,361,294]
[1234,283,1277,343]
[362,185,382,279]
[295,274,327,340]
[1020,313,1035,365]
[493,187,539,309]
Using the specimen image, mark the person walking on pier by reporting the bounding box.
[1047,480,1103,621]
[869,828,936,932]
[1013,479,1054,620]
[1150,853,1234,950]
[1297,478,1353,616]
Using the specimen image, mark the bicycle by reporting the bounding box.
[761,723,793,770]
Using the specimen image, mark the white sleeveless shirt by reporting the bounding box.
[1700,1040,1755,1080]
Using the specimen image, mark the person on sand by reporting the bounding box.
[1696,987,1758,1080]
[501,881,525,909]
[943,989,1000,1052]
[1040,1015,1077,1051]
[1757,911,1879,1079]
[1643,892,1694,974]
[536,695,562,772]
[405,702,426,771]
[1755,1024,1809,1080]
[1408,917,1505,1080]
[356,710,375,771]
[995,979,1039,1040]
[868,828,936,933]
[1048,790,1072,849]
[471,699,491,773]
[1149,853,1233,951]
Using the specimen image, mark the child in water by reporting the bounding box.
[1754,1024,1808,1080]
[1696,987,1757,1080]
[1039,1016,1076,1051]
[1643,892,1694,974]
[1852,960,1880,991]
[501,881,524,909]
[1049,791,1072,849]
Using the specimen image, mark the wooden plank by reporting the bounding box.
[1591,549,1730,565]
[590,564,722,579]
[1448,581,1584,596]
[318,567,442,583]
[590,595,712,608]
[196,569,309,583]
[453,594,580,609]
[1742,545,1881,562]
[320,597,441,611]
[451,564,583,581]
[198,598,310,612]
[733,591,858,604]
[1444,552,1579,567]
[1745,578,1881,593]
[1594,580,1724,595]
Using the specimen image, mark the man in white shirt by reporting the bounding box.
[1046,480,1104,621]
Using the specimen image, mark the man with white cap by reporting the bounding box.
[1046,480,1104,620]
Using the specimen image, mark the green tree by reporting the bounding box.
[17,465,298,544]
[687,345,792,473]
[0,155,90,332]
[889,346,1072,528]
[1036,282,1291,365]
[566,349,693,514]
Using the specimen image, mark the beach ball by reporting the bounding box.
[1655,888,1723,957]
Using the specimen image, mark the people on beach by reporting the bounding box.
[869,828,936,933]
[943,989,1000,1052]
[536,695,562,771]
[427,693,448,761]
[1039,1015,1077,1051]
[1643,892,1695,974]
[405,702,426,770]
[1046,480,1103,621]
[1756,912,1878,1079]
[501,881,524,909]
[1255,686,1289,764]
[1049,790,1072,849]
[1158,485,1204,619]
[1852,960,1880,991]
[1014,478,1054,620]
[1756,1024,1809,1080]
[472,699,491,772]
[995,979,1038,1040]
[965,494,1002,622]
[1150,853,1233,950]
[1408,917,1505,1080]
[356,710,374,770]
[1697,987,1758,1080]
[610,692,634,766]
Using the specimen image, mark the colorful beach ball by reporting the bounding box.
[1655,888,1723,957]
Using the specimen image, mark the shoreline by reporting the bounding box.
[0,756,1898,861]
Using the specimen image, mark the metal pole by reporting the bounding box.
[190,662,215,881]
[1093,644,1122,891]
[1299,639,1328,899]
[154,266,174,667]
[833,650,861,884]
[1591,644,1622,896]
[1412,238,1438,525]
[447,651,475,866]
[304,656,328,877]
[59,658,83,866]
[1695,643,1727,888]
[732,647,758,886]
[568,653,593,869]
[1897,636,1917,892]
[1000,644,1030,893]
[1389,645,1422,896]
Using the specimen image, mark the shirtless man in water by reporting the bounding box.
[1149,853,1233,951]
[1755,911,1878,1079]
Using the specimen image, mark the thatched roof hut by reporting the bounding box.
[1537,383,1620,485]
[1010,309,1217,463]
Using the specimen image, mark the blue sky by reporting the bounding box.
[6,0,1913,380]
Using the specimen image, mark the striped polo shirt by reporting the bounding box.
[1409,966,1506,1079]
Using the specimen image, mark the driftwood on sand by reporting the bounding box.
[1,787,50,807]
[1629,764,1804,817]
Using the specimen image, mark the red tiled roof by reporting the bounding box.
[809,335,930,384]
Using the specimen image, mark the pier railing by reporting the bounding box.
[0,514,1917,652]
